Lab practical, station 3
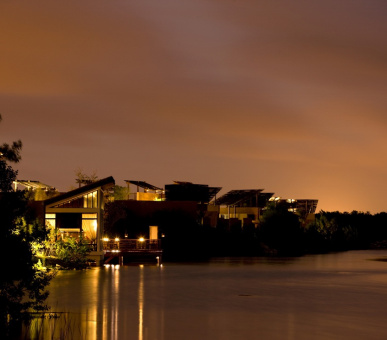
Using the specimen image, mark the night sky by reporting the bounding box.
[1,0,386,212]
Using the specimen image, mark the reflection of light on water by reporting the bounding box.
[139,264,144,340]
[88,269,98,340]
[101,263,120,340]
[113,264,120,340]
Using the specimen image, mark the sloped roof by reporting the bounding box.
[282,198,319,214]
[44,176,115,206]
[14,180,55,191]
[125,180,163,191]
[216,189,273,207]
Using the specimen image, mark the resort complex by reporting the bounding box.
[14,177,318,264]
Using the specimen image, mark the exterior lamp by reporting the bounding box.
[139,237,145,242]
[114,237,120,242]
[102,237,109,242]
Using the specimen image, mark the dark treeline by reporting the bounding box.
[210,208,387,257]
[149,206,387,260]
[305,210,387,253]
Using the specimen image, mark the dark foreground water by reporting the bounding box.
[24,250,387,339]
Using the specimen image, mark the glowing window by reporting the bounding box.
[45,213,56,229]
[82,213,98,241]
[92,191,97,207]
[83,191,98,208]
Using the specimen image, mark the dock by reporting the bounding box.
[103,238,162,265]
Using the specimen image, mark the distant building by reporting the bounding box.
[269,197,318,225]
[13,179,56,192]
[13,180,57,200]
[217,190,274,229]
[217,191,318,229]
[125,180,165,201]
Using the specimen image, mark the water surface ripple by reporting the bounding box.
[35,250,387,339]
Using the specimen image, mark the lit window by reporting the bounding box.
[92,191,97,207]
[45,213,56,229]
[83,191,98,208]
[82,213,98,241]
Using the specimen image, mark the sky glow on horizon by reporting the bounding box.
[1,0,386,212]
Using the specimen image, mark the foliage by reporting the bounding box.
[28,219,51,256]
[258,203,304,255]
[0,178,55,329]
[74,167,98,186]
[0,115,54,331]
[0,157,18,192]
[24,188,59,201]
[55,237,90,269]
[305,210,387,251]
[112,185,129,200]
[0,115,22,163]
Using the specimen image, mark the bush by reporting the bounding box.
[55,237,90,269]
[259,203,304,255]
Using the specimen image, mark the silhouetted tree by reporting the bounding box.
[305,210,387,252]
[74,167,98,187]
[0,115,53,332]
[259,203,304,255]
[0,115,22,164]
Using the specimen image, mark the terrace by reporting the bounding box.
[103,237,162,264]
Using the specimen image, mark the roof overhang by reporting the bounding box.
[125,180,163,191]
[44,176,115,206]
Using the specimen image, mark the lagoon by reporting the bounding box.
[26,250,387,339]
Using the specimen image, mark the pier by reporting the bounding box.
[103,238,162,265]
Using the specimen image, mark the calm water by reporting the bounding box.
[26,250,387,339]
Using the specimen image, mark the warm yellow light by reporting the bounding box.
[139,237,145,242]
[114,237,120,242]
[102,237,109,242]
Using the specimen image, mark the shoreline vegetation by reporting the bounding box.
[158,207,387,261]
[7,312,88,340]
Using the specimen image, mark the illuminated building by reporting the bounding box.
[125,180,165,201]
[217,190,274,229]
[44,176,115,265]
[217,190,318,229]
[18,175,318,263]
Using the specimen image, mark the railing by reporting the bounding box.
[85,243,98,252]
[103,239,161,252]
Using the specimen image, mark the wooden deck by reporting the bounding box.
[103,239,162,264]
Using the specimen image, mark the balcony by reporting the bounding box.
[103,238,161,253]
